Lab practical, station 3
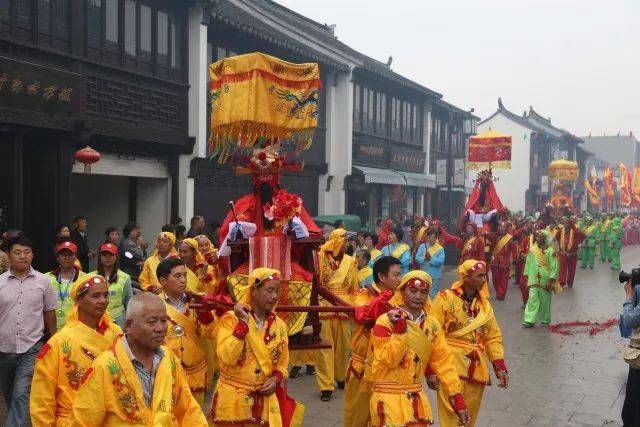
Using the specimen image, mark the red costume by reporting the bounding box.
[376,219,394,249]
[218,171,321,244]
[489,231,518,300]
[441,223,486,265]
[462,170,504,233]
[556,222,585,287]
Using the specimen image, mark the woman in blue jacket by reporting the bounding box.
[415,229,445,298]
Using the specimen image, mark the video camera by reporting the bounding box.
[619,268,640,286]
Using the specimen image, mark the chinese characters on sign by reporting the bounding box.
[354,141,389,167]
[436,159,447,186]
[354,138,426,173]
[389,147,426,174]
[453,158,465,186]
[0,72,74,103]
[0,56,84,125]
[540,175,549,193]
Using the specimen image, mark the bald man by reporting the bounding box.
[70,293,207,426]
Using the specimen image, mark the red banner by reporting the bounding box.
[467,130,512,169]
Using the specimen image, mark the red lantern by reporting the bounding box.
[74,146,100,174]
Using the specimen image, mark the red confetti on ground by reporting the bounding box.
[548,318,618,336]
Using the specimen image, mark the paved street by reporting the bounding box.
[291,246,636,427]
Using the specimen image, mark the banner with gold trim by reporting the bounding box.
[208,52,320,163]
[466,130,512,170]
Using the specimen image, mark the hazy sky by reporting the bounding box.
[276,0,638,136]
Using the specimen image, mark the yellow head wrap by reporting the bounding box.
[239,267,282,306]
[450,259,490,299]
[66,274,113,325]
[180,238,205,264]
[391,270,433,312]
[152,232,177,257]
[194,234,215,254]
[320,228,347,257]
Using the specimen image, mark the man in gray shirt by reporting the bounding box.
[0,235,57,426]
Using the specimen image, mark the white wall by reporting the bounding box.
[477,112,531,213]
[136,178,170,247]
[318,70,352,215]
[179,6,208,223]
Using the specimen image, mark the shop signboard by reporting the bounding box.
[436,159,447,186]
[0,56,85,121]
[453,158,465,186]
[390,146,426,173]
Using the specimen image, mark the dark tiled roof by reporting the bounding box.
[435,99,479,120]
[258,0,442,97]
[480,98,582,143]
[527,106,583,143]
[357,57,442,98]
[213,0,442,98]
[211,0,350,72]
[478,98,544,133]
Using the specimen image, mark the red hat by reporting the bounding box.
[99,243,118,255]
[55,241,78,254]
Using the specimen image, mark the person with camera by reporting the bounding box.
[621,271,640,426]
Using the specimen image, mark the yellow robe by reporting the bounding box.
[431,289,506,427]
[69,338,207,427]
[30,320,122,426]
[316,252,358,392]
[343,285,378,427]
[162,296,217,407]
[183,263,220,383]
[369,313,461,427]
[211,312,303,426]
[186,264,217,294]
[138,255,162,291]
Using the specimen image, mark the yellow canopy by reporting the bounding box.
[548,159,578,171]
[467,129,512,170]
[469,129,511,140]
[548,159,578,181]
[208,52,320,163]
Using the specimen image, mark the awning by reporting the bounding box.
[396,171,436,188]
[72,153,168,179]
[353,165,405,186]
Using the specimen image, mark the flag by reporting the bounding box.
[584,178,600,206]
[603,165,615,198]
[466,129,512,170]
[603,164,616,210]
[633,166,640,205]
[618,163,632,207]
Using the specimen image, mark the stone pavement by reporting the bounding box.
[0,247,634,426]
[290,246,637,426]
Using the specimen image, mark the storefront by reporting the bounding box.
[347,139,434,230]
[0,0,193,270]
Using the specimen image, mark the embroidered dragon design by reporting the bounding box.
[274,89,318,118]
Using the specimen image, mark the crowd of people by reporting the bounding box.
[0,206,632,426]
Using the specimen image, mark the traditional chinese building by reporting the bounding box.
[347,57,438,228]
[0,0,204,269]
[429,99,478,227]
